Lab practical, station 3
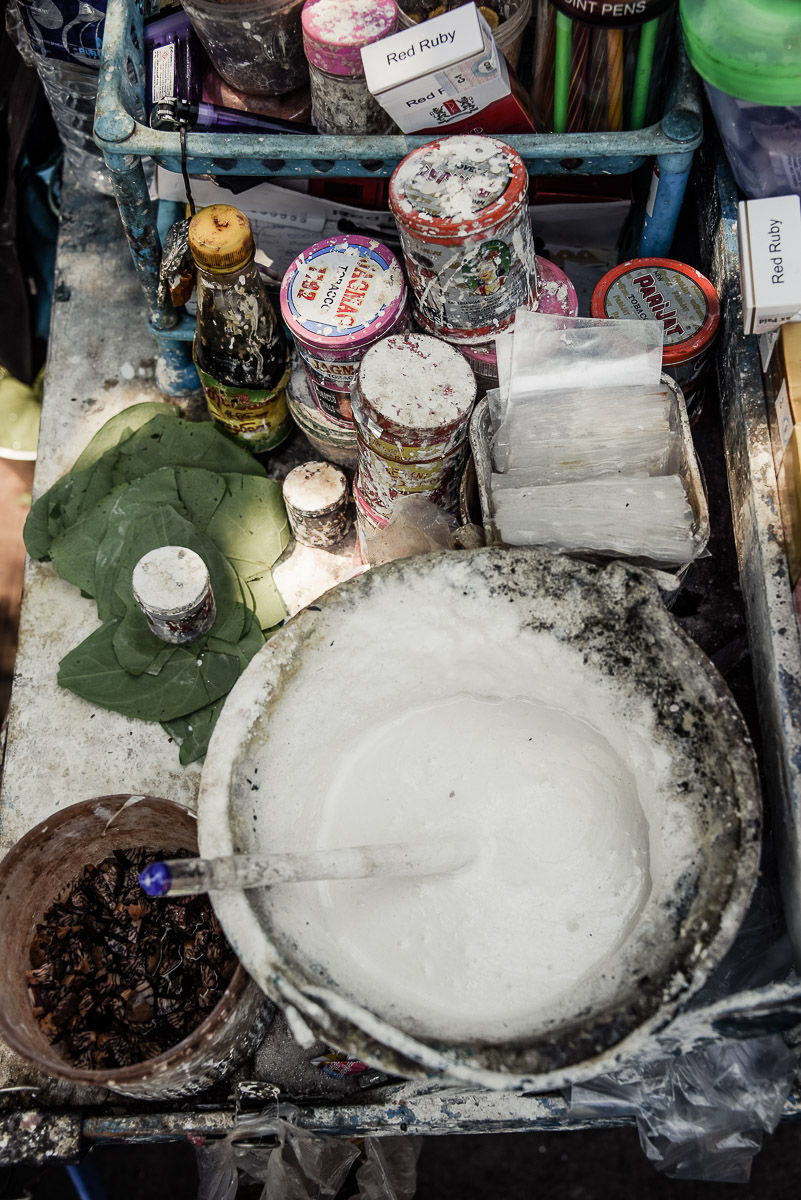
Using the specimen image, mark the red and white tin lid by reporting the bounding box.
[389,135,529,245]
[301,0,398,77]
[280,235,407,354]
[590,258,720,369]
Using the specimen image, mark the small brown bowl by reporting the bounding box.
[0,795,268,1100]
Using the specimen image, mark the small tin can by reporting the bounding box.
[302,0,397,134]
[131,546,216,645]
[389,135,540,345]
[282,461,352,548]
[461,257,580,394]
[590,258,721,423]
[352,332,476,519]
[280,234,408,426]
[286,357,359,469]
[353,477,388,564]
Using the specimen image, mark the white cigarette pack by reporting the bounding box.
[738,195,801,336]
[360,3,508,135]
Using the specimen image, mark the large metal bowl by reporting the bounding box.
[198,547,760,1090]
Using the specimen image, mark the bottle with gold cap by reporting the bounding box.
[188,203,291,452]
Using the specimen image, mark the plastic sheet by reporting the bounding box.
[361,495,456,567]
[196,1106,421,1200]
[569,1037,797,1183]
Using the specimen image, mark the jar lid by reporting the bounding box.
[551,0,673,26]
[356,333,476,433]
[389,136,528,242]
[590,258,720,367]
[132,546,211,616]
[302,0,397,76]
[283,461,348,514]
[188,205,254,273]
[280,235,406,349]
[680,0,801,106]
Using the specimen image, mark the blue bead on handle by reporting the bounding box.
[139,861,173,896]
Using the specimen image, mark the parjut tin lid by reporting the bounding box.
[280,235,406,349]
[389,136,529,242]
[680,0,801,107]
[301,0,397,77]
[188,205,254,273]
[590,258,720,367]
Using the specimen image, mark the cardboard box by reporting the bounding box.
[360,3,534,136]
[738,195,801,335]
[777,425,801,586]
[766,323,801,470]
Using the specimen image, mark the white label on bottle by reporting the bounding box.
[151,44,176,104]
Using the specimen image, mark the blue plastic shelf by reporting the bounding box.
[95,0,703,391]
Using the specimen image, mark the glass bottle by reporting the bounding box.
[188,204,291,452]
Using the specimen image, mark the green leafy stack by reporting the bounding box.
[24,404,290,764]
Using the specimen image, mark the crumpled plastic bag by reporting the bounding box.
[569,1036,797,1184]
[363,496,457,567]
[196,1106,421,1200]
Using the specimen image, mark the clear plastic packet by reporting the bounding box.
[196,1105,421,1200]
[361,495,457,568]
[506,309,664,400]
[569,1036,797,1184]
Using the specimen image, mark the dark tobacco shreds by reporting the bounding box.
[29,848,237,1069]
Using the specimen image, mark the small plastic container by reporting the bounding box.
[283,461,352,547]
[132,546,217,645]
[302,0,397,134]
[680,0,801,199]
[0,795,269,1100]
[181,0,307,97]
[389,135,540,345]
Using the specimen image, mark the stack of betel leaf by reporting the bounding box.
[24,404,290,764]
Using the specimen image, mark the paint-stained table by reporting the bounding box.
[1,168,800,1169]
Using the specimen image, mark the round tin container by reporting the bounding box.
[353,333,477,462]
[352,333,476,519]
[283,461,352,548]
[302,0,397,134]
[280,235,407,425]
[591,258,720,422]
[353,478,387,564]
[286,359,358,469]
[461,257,580,394]
[132,546,216,645]
[389,135,540,345]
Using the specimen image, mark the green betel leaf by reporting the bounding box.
[209,474,290,567]
[58,621,243,721]
[111,602,180,677]
[236,569,286,632]
[161,698,225,766]
[111,416,268,485]
[48,485,126,595]
[71,402,177,473]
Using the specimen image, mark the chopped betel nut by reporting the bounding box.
[28,848,237,1070]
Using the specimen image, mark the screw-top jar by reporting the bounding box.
[280,234,408,427]
[181,0,307,97]
[389,135,540,345]
[283,461,352,547]
[352,333,477,518]
[286,358,359,469]
[189,204,291,452]
[302,0,397,133]
[132,547,216,645]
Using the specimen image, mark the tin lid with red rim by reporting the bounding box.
[354,333,476,443]
[280,235,407,351]
[389,136,529,243]
[590,258,720,367]
[301,0,397,76]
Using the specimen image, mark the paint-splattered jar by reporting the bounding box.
[280,234,408,427]
[302,0,397,134]
[283,461,352,547]
[132,547,216,645]
[461,257,580,395]
[352,333,477,518]
[182,0,307,97]
[286,357,359,469]
[389,135,540,345]
[591,257,720,424]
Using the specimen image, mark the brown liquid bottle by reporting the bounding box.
[189,204,291,452]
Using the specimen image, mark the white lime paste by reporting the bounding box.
[232,570,699,1045]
